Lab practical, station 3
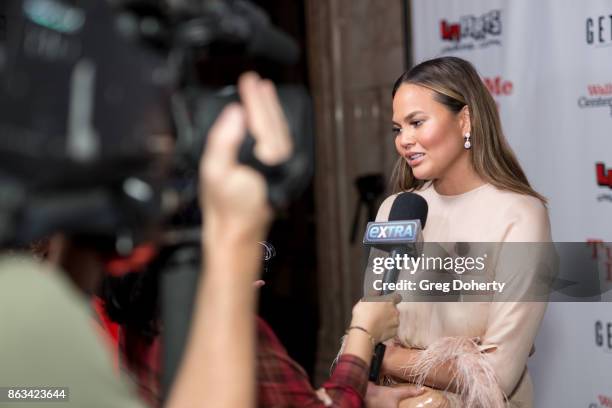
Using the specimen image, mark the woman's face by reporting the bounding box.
[392,83,468,181]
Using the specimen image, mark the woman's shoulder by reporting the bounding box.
[486,185,547,218]
[485,186,551,241]
[378,184,549,224]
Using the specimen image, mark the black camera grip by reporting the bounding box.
[238,133,308,210]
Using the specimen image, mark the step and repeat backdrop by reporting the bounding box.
[409,0,612,406]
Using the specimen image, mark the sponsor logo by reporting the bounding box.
[483,76,513,109]
[586,14,612,47]
[595,163,612,202]
[590,396,612,408]
[364,221,419,243]
[597,163,612,189]
[439,10,502,53]
[578,83,612,116]
[595,320,612,353]
[597,395,612,408]
[483,76,513,97]
[586,240,612,282]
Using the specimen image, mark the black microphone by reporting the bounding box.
[363,192,428,382]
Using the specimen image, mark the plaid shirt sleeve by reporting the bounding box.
[257,317,369,408]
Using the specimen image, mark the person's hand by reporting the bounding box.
[200,72,292,242]
[380,343,420,377]
[365,383,424,408]
[350,293,401,344]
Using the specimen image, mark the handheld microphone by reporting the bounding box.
[363,192,428,382]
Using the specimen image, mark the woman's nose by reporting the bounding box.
[398,130,415,149]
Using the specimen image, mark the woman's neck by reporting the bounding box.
[433,155,485,196]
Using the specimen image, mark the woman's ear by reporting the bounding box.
[459,105,471,136]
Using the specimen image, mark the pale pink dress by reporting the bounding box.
[371,182,552,408]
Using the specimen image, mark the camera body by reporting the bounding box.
[0,0,311,247]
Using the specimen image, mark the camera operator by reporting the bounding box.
[156,72,423,407]
[167,71,288,407]
[0,71,421,407]
[189,73,424,407]
[0,72,272,407]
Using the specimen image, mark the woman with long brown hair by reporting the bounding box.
[368,56,551,408]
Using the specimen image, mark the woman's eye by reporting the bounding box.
[411,120,423,128]
[392,127,402,136]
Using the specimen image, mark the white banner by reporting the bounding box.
[410,0,612,406]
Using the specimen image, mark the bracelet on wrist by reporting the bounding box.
[346,325,376,347]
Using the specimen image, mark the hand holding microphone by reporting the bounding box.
[350,293,402,345]
[363,192,429,382]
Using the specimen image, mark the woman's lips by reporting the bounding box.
[406,152,425,167]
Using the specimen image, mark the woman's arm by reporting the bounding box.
[384,301,547,399]
[382,345,458,391]
[315,295,424,407]
[168,236,263,408]
[167,72,291,408]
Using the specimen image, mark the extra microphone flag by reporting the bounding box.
[363,220,421,247]
[363,191,428,251]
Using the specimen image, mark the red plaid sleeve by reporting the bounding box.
[257,317,368,407]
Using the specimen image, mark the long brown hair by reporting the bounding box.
[390,56,546,203]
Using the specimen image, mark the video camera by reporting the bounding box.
[0,0,312,249]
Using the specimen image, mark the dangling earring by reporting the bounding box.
[463,132,472,149]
